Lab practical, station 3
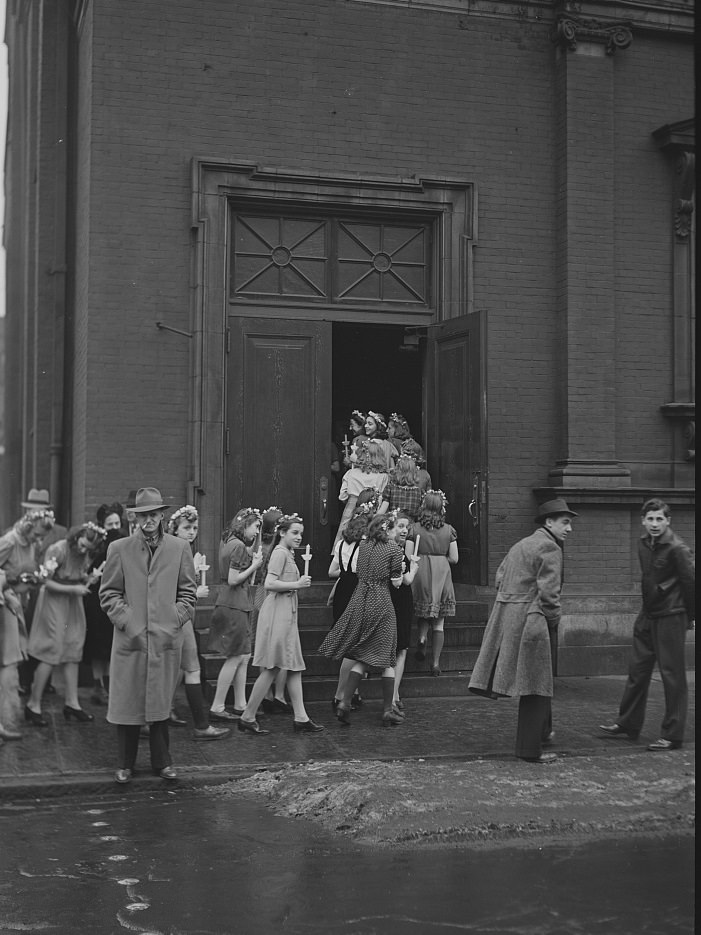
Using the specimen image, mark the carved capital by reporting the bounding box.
[554,15,633,54]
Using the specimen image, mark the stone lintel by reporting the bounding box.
[546,461,632,489]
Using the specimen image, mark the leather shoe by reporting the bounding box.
[114,769,132,784]
[293,718,324,733]
[168,710,187,726]
[237,718,270,736]
[414,640,427,662]
[599,723,639,740]
[274,698,293,714]
[0,727,23,740]
[159,766,178,780]
[647,738,682,751]
[520,753,558,763]
[24,706,48,727]
[210,708,239,721]
[193,725,230,741]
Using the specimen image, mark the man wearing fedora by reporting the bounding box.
[469,497,577,763]
[600,497,695,752]
[100,487,197,783]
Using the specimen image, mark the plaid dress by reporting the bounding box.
[382,482,423,521]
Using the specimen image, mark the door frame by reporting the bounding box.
[189,158,477,565]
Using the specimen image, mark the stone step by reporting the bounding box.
[195,600,489,629]
[201,646,481,681]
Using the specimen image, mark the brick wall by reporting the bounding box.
[68,1,693,600]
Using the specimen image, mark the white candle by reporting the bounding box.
[413,534,420,558]
[302,543,312,577]
[194,552,209,588]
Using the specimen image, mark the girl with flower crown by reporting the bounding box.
[387,413,413,457]
[165,506,229,741]
[252,506,291,714]
[320,512,406,728]
[25,522,107,725]
[364,411,397,472]
[0,510,55,739]
[238,513,323,735]
[381,452,423,521]
[207,508,263,721]
[407,490,458,676]
[333,439,390,552]
[345,409,368,467]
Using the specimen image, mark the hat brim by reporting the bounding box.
[536,509,578,520]
[22,501,53,510]
[131,503,168,513]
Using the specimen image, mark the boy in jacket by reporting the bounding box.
[600,498,695,751]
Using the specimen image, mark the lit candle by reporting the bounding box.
[302,543,312,577]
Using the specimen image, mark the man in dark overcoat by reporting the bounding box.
[469,498,577,763]
[100,487,197,783]
[600,498,695,751]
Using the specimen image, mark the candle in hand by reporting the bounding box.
[413,535,420,559]
[302,543,312,577]
[194,552,209,588]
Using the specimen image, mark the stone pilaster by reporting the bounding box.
[549,3,633,488]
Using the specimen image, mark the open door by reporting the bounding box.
[226,317,332,577]
[425,311,487,585]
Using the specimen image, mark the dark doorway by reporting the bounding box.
[332,322,424,448]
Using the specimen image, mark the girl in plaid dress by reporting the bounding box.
[381,452,423,521]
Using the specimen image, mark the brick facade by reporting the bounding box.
[2,0,694,673]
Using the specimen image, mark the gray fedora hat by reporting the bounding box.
[131,487,168,513]
[535,497,578,521]
[21,488,53,509]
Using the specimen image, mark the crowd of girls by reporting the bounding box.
[0,410,457,745]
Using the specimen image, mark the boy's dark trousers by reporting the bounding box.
[116,721,172,772]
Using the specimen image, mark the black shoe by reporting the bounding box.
[293,718,324,733]
[261,698,275,714]
[237,718,270,736]
[331,697,340,712]
[24,706,48,727]
[210,708,239,721]
[63,706,94,723]
[414,640,427,662]
[350,692,363,711]
[599,723,639,740]
[158,766,178,780]
[336,704,351,726]
[273,698,293,714]
[647,738,682,751]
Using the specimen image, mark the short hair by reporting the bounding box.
[641,498,670,518]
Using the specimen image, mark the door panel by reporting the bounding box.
[227,317,332,577]
[425,312,487,584]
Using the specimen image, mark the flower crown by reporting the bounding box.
[83,521,107,538]
[351,409,366,425]
[169,505,198,530]
[275,512,303,533]
[396,451,417,464]
[354,502,375,516]
[423,489,449,510]
[264,505,281,514]
[236,507,262,522]
[367,410,387,432]
[390,412,409,427]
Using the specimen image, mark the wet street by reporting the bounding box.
[0,788,694,935]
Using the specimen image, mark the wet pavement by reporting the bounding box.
[0,673,695,799]
[0,789,694,935]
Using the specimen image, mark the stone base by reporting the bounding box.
[547,460,631,488]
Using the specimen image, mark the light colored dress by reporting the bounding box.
[29,540,89,665]
[253,546,305,671]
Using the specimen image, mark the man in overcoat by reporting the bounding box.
[600,498,694,751]
[100,487,197,783]
[469,498,577,763]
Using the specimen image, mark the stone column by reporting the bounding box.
[549,6,633,488]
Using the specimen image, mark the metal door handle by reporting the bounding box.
[320,476,329,525]
[469,473,480,527]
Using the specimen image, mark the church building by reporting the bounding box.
[3,0,694,676]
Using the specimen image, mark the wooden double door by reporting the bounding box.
[226,313,486,583]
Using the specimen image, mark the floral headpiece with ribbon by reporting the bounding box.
[424,489,449,510]
[351,410,366,426]
[25,509,55,524]
[275,512,304,533]
[168,505,198,533]
[82,521,107,539]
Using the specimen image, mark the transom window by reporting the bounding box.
[230,212,433,309]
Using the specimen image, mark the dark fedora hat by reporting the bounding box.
[535,498,578,522]
[21,488,53,509]
[131,487,168,513]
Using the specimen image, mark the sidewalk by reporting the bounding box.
[0,673,694,801]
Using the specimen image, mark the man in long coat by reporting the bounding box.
[469,498,577,763]
[100,487,197,783]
